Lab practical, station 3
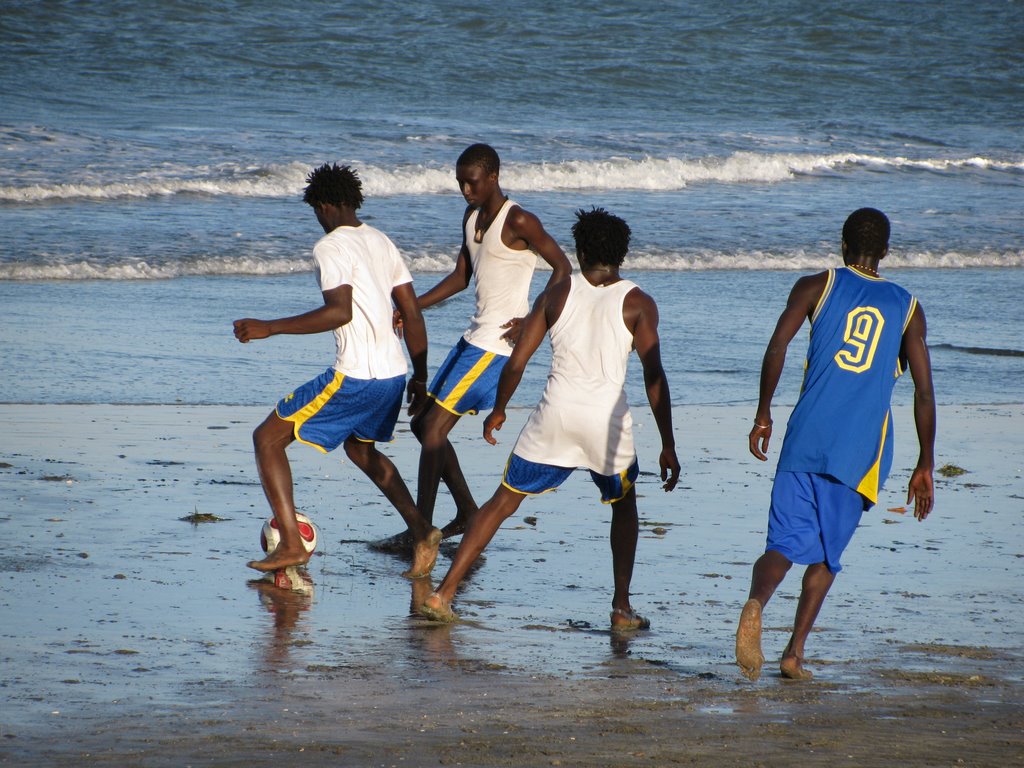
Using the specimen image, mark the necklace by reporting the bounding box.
[848,263,879,277]
[474,197,508,243]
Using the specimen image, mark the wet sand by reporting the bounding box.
[1,403,1021,766]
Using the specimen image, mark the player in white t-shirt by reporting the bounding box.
[234,163,441,579]
[418,207,680,630]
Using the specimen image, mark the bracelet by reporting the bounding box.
[753,421,772,428]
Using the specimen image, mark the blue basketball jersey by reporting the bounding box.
[777,267,917,505]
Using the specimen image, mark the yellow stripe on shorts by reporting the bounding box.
[440,351,496,411]
[289,371,345,427]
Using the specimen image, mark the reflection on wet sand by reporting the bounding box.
[406,576,459,663]
[248,568,314,667]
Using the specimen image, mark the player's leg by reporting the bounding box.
[411,402,465,527]
[748,549,794,606]
[779,474,860,679]
[344,437,441,578]
[609,488,650,630]
[420,484,526,621]
[586,462,648,630]
[248,411,308,571]
[736,549,792,679]
[415,339,504,537]
[780,562,835,680]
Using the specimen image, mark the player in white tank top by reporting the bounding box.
[418,207,681,631]
[375,144,571,552]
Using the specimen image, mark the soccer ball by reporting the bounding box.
[260,513,318,555]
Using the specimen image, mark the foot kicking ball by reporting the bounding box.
[260,513,318,555]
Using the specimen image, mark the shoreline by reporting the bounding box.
[1,403,1021,765]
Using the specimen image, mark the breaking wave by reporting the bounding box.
[3,248,1020,281]
[3,152,1021,203]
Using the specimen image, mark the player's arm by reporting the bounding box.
[483,279,568,444]
[748,272,827,460]
[624,288,680,492]
[233,284,352,343]
[417,207,475,311]
[506,206,572,288]
[500,207,571,343]
[902,303,936,521]
[392,281,429,416]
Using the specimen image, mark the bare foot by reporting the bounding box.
[419,591,458,623]
[780,654,814,680]
[402,527,442,579]
[440,517,468,540]
[247,548,310,573]
[610,607,651,632]
[409,575,435,616]
[368,529,413,554]
[735,598,765,681]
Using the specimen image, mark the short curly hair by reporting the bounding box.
[303,163,364,210]
[571,207,631,267]
[842,208,890,259]
[456,143,500,176]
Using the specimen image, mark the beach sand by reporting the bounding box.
[1,403,1021,766]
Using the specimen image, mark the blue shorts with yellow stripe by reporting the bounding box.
[276,368,404,453]
[428,338,508,416]
[503,453,640,504]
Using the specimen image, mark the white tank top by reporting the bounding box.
[512,274,638,474]
[462,198,538,355]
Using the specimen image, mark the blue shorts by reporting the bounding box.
[766,471,866,574]
[503,453,640,504]
[276,368,404,453]
[429,338,507,416]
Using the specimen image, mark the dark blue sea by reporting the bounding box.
[1,0,1022,405]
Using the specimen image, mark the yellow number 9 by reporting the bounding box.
[834,306,884,373]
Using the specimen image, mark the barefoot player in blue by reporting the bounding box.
[736,208,936,681]
[234,163,441,580]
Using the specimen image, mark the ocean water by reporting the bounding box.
[1,4,1022,727]
[1,0,1022,405]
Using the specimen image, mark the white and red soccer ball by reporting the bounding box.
[260,512,318,555]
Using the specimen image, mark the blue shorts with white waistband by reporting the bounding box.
[428,338,508,416]
[276,368,404,453]
[502,453,640,504]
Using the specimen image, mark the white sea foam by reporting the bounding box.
[3,152,1020,203]
[3,248,1020,281]
[0,257,311,281]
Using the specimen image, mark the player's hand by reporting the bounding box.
[499,317,524,345]
[406,379,427,417]
[392,309,404,339]
[907,465,934,521]
[660,448,680,492]
[483,409,506,445]
[233,319,271,343]
[748,420,773,461]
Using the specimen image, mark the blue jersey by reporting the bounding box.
[777,267,917,505]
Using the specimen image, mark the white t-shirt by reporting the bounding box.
[312,223,412,379]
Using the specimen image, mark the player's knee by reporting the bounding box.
[253,421,281,453]
[343,439,374,468]
[410,412,427,441]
